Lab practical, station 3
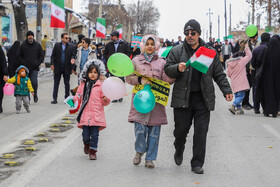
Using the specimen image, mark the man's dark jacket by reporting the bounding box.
[17,39,44,73]
[103,40,130,62]
[164,38,232,111]
[51,42,75,75]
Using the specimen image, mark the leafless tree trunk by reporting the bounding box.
[11,0,28,42]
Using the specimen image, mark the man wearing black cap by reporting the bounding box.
[103,30,130,102]
[164,19,233,174]
[251,32,270,114]
[17,30,44,103]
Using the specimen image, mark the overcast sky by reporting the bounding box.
[73,0,251,41]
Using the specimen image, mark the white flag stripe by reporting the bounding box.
[51,2,65,22]
[192,55,213,67]
[96,22,106,35]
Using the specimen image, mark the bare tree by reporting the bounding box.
[127,0,160,35]
[11,0,28,42]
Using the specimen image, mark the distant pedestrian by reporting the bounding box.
[50,33,75,104]
[174,36,183,46]
[74,61,110,160]
[126,34,174,169]
[41,35,49,56]
[17,31,44,103]
[6,65,34,114]
[221,39,232,69]
[7,41,20,77]
[0,46,8,113]
[227,45,252,114]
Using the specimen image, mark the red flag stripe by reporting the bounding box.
[195,46,216,59]
[96,30,105,38]
[50,15,65,28]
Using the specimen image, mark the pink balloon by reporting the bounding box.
[3,83,15,96]
[102,77,126,100]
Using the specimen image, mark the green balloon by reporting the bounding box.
[246,24,258,37]
[107,53,134,77]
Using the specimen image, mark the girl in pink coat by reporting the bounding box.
[75,60,110,160]
[226,45,252,114]
[126,35,174,168]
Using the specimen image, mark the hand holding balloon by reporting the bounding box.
[141,77,151,85]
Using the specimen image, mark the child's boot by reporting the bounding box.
[16,110,20,114]
[84,143,90,154]
[26,107,30,113]
[89,149,97,160]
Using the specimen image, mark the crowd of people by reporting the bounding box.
[0,18,279,175]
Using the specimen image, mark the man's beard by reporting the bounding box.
[187,39,196,46]
[28,39,34,44]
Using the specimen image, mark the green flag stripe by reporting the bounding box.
[51,0,64,9]
[97,18,106,27]
[161,46,173,58]
[191,61,209,74]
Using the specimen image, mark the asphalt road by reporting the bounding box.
[0,71,280,187]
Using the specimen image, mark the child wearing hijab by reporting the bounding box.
[126,35,174,168]
[6,65,34,114]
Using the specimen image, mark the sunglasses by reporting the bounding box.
[64,37,69,39]
[185,31,197,36]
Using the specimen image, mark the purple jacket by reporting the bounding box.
[227,47,252,93]
[126,54,174,126]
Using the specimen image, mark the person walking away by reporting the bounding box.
[0,46,8,113]
[126,34,174,168]
[7,41,20,78]
[221,39,232,69]
[227,45,252,114]
[50,33,75,104]
[164,19,233,174]
[17,31,44,103]
[74,62,110,160]
[6,65,34,114]
[257,35,280,117]
[41,35,49,56]
[251,33,270,114]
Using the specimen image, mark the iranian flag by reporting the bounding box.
[158,46,173,58]
[117,24,123,39]
[96,18,106,38]
[186,46,216,74]
[50,0,65,28]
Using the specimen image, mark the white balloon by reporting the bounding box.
[102,77,126,100]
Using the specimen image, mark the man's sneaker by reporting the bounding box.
[236,109,244,114]
[174,145,185,166]
[118,98,123,102]
[242,105,251,110]
[34,95,38,103]
[229,105,236,114]
[133,152,144,165]
[254,110,260,114]
[112,100,118,103]
[16,110,20,114]
[145,160,155,168]
[51,100,57,104]
[192,167,204,174]
[26,108,30,113]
